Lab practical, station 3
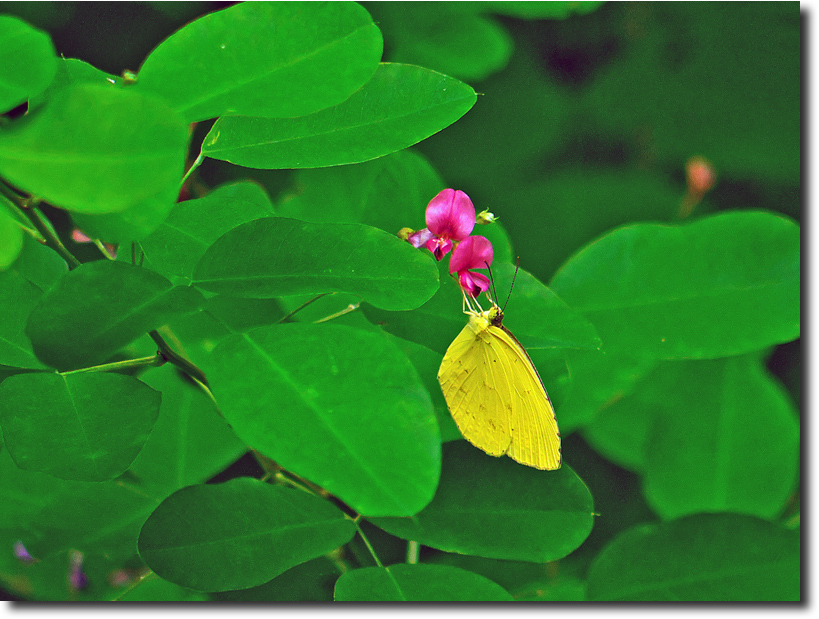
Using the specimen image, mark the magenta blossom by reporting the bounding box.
[450,235,494,298]
[421,189,476,260]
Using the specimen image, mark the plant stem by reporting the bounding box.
[313,302,361,324]
[60,353,164,375]
[406,540,420,565]
[21,200,82,269]
[149,330,209,386]
[353,515,384,568]
[277,293,329,323]
[180,150,204,190]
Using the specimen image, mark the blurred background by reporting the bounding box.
[0,0,800,600]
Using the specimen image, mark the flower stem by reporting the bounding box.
[406,540,420,565]
[313,302,360,324]
[60,353,164,375]
[20,199,82,269]
[180,150,204,190]
[277,293,329,323]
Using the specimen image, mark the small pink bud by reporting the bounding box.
[686,156,716,196]
[407,227,435,249]
[13,540,34,563]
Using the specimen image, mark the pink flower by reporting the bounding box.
[450,235,494,298]
[423,189,476,260]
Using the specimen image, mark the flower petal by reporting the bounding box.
[425,189,475,240]
[426,236,452,261]
[449,235,494,275]
[407,227,434,248]
[459,270,491,298]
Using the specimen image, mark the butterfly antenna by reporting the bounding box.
[485,261,500,308]
[502,257,520,313]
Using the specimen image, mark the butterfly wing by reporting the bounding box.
[486,325,561,470]
[438,323,512,457]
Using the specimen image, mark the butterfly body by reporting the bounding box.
[438,305,562,470]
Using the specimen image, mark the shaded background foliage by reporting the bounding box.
[0,1,799,602]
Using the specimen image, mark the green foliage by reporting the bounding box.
[137,478,356,592]
[334,563,513,601]
[586,514,800,601]
[0,0,799,603]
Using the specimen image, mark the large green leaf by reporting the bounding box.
[550,211,800,359]
[0,447,163,563]
[0,84,188,214]
[136,1,383,122]
[26,260,203,369]
[206,323,441,517]
[127,364,247,492]
[0,268,49,369]
[586,514,800,601]
[0,14,57,112]
[192,217,439,311]
[202,63,477,169]
[215,556,341,602]
[643,357,799,519]
[138,181,275,281]
[334,563,513,601]
[370,441,594,561]
[137,478,356,592]
[0,371,161,481]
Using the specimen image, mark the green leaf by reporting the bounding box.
[136,1,383,122]
[202,63,477,169]
[643,357,799,519]
[26,260,203,369]
[550,211,800,359]
[277,149,445,231]
[0,84,188,214]
[367,3,513,82]
[0,268,50,369]
[137,478,356,592]
[138,181,275,281]
[70,180,180,243]
[215,556,341,602]
[481,1,605,19]
[206,323,440,517]
[334,563,513,601]
[0,202,24,269]
[31,57,118,109]
[370,441,594,562]
[0,371,161,481]
[127,364,247,492]
[0,14,57,112]
[586,514,800,601]
[192,217,439,311]
[112,574,208,602]
[1,233,67,292]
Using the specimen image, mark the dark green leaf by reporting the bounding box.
[481,1,605,19]
[26,260,203,369]
[138,181,275,281]
[0,84,188,214]
[128,364,246,492]
[643,357,799,519]
[215,556,341,602]
[334,563,513,601]
[32,57,117,109]
[0,202,24,269]
[193,217,439,311]
[1,233,67,292]
[136,1,383,122]
[0,268,48,369]
[370,441,594,561]
[202,63,477,169]
[0,371,161,481]
[586,514,800,601]
[70,181,180,243]
[550,211,800,359]
[137,478,356,592]
[0,448,163,561]
[112,574,208,602]
[206,323,440,517]
[0,14,57,112]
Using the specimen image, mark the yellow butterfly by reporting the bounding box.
[437,292,561,470]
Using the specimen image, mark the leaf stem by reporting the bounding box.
[277,293,329,323]
[406,540,420,565]
[180,149,205,190]
[313,302,361,324]
[149,330,209,386]
[60,353,164,375]
[353,515,383,568]
[20,199,82,269]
